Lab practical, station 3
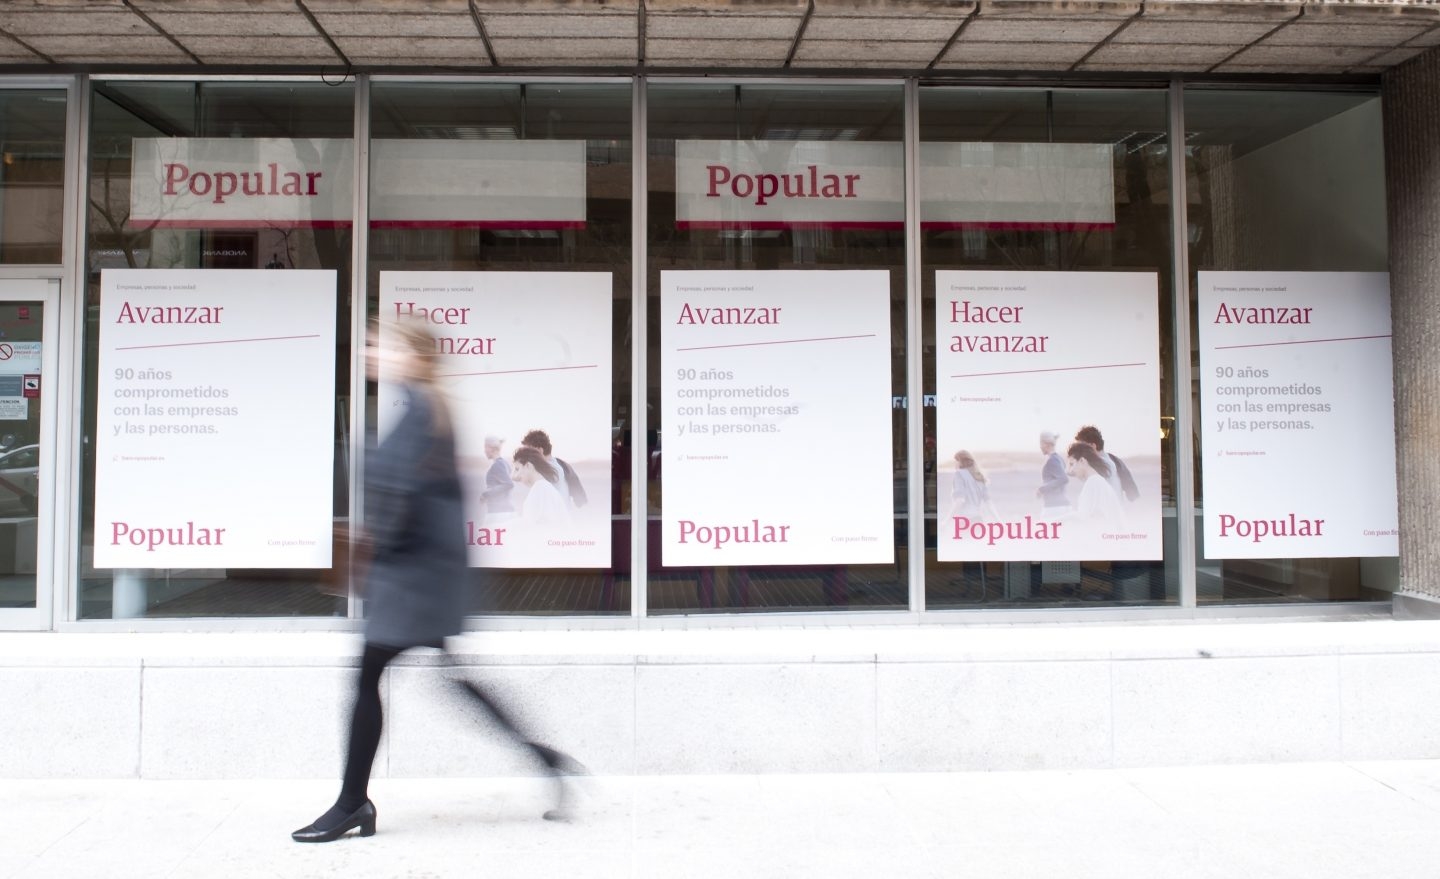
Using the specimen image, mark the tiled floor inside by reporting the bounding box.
[4,761,1439,878]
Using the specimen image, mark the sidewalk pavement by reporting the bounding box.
[3,761,1439,879]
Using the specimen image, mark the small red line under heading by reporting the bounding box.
[115,333,320,351]
[1214,333,1392,351]
[677,333,877,352]
[440,364,599,378]
[951,361,1146,379]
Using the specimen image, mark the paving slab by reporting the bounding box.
[2,761,1437,878]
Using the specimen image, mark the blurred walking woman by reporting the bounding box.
[292,320,575,843]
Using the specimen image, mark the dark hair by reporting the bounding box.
[1074,425,1105,450]
[521,429,553,456]
[513,445,559,484]
[1066,441,1112,479]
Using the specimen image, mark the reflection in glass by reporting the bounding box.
[79,81,354,619]
[647,84,908,614]
[920,87,1179,608]
[367,83,633,615]
[0,301,43,610]
[0,90,66,265]
[1185,89,1396,603]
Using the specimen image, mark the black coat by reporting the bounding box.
[361,385,467,650]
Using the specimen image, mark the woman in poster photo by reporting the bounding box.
[951,450,999,522]
[513,445,572,527]
[1065,441,1126,531]
[291,320,578,844]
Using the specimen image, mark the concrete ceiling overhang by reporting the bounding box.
[0,0,1431,76]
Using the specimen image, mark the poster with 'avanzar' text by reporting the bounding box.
[660,270,894,567]
[935,270,1162,562]
[1198,271,1398,559]
[94,268,336,569]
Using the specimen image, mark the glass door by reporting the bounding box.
[0,278,58,629]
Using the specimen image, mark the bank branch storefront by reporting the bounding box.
[0,72,1406,634]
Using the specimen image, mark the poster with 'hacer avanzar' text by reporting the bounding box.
[935,270,1162,562]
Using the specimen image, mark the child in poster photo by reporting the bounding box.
[951,450,999,522]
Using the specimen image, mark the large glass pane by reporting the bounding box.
[646,84,908,614]
[0,90,66,265]
[1184,89,1396,603]
[920,87,1179,608]
[0,298,44,610]
[79,81,353,619]
[367,82,632,615]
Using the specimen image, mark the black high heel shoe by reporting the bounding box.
[529,743,587,822]
[291,800,377,843]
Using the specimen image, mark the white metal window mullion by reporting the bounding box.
[56,73,90,627]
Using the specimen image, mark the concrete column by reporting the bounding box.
[1383,48,1440,615]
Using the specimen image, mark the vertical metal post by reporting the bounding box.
[348,74,370,620]
[904,78,925,616]
[631,75,648,622]
[56,73,90,626]
[1167,79,1198,609]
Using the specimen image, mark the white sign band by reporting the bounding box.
[130,138,588,229]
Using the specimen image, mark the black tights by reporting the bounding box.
[336,642,553,811]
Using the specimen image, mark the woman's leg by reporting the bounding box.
[292,642,401,842]
[338,642,403,810]
[444,653,581,820]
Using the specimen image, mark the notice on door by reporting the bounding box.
[1198,271,1398,559]
[94,269,337,569]
[935,271,1163,562]
[378,272,612,569]
[660,270,895,567]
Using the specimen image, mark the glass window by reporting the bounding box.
[0,295,48,614]
[79,80,354,619]
[0,89,67,265]
[920,87,1179,608]
[1184,89,1396,603]
[646,83,909,614]
[367,82,632,615]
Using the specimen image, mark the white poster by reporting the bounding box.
[674,141,903,230]
[94,269,336,568]
[935,271,1162,562]
[1198,271,1398,559]
[660,270,894,566]
[378,272,612,569]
